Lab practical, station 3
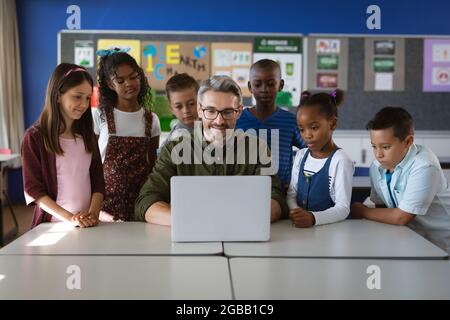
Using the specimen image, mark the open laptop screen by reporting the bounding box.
[171,176,271,242]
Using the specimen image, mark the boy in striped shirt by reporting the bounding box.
[236,59,305,190]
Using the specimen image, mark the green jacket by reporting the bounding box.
[134,131,288,220]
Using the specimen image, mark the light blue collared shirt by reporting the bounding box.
[370,144,450,253]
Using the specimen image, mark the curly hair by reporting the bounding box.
[97,51,150,113]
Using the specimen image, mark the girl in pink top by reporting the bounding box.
[21,63,105,228]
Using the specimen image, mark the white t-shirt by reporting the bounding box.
[287,148,355,226]
[92,107,161,162]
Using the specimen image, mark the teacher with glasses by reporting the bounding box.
[134,75,288,226]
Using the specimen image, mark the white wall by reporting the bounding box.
[334,130,450,167]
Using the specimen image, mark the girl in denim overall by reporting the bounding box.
[287,90,354,228]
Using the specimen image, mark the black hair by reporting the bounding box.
[297,89,345,119]
[250,59,281,77]
[97,51,150,110]
[366,106,414,141]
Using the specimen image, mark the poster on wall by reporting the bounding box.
[253,37,302,107]
[375,73,393,91]
[141,41,210,91]
[374,40,395,55]
[423,39,450,92]
[364,38,404,92]
[75,40,94,68]
[316,39,340,54]
[317,54,339,70]
[211,43,252,97]
[307,37,348,91]
[373,57,395,73]
[315,39,340,89]
[97,39,141,65]
[316,73,338,88]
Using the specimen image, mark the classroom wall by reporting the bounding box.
[10,0,450,202]
[17,0,450,128]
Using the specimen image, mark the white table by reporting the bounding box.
[230,258,450,299]
[0,222,223,255]
[352,176,371,189]
[444,169,450,182]
[0,255,231,299]
[224,219,448,259]
[0,153,20,246]
[0,154,19,164]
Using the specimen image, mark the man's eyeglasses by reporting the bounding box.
[201,106,240,120]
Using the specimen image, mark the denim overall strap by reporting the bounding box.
[296,148,340,211]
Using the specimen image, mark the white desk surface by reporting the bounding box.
[0,153,20,162]
[224,219,448,259]
[0,255,231,299]
[352,176,371,188]
[230,258,450,300]
[0,222,223,256]
[444,169,450,181]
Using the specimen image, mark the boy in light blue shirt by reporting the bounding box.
[351,107,450,253]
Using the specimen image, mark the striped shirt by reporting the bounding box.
[236,107,305,185]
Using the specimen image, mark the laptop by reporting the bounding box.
[171,176,271,242]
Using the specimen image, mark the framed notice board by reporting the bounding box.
[305,34,450,130]
[58,30,303,107]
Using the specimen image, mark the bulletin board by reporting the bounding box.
[58,30,303,107]
[364,38,405,91]
[59,31,450,130]
[305,35,450,130]
[306,36,349,91]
